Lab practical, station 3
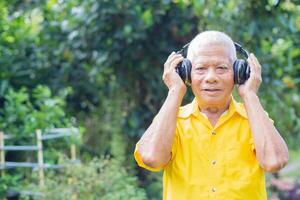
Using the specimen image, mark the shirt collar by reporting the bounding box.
[178,95,248,119]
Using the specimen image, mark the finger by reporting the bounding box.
[168,54,183,65]
[165,54,182,69]
[247,54,260,73]
[167,52,176,60]
[166,52,176,63]
[247,55,262,83]
[248,53,260,69]
[250,53,261,70]
[166,55,183,70]
[170,56,184,70]
[164,52,175,67]
[248,58,259,74]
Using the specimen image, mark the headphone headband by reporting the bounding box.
[234,42,249,58]
[177,42,249,59]
[176,42,190,57]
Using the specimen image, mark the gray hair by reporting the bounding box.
[187,31,237,63]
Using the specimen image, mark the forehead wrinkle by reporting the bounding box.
[193,57,232,67]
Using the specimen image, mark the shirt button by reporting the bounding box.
[211,131,216,135]
[212,160,217,165]
[212,187,216,192]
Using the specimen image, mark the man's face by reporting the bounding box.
[190,43,234,107]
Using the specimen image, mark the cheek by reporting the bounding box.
[221,69,234,80]
[191,84,201,97]
[225,74,234,82]
[223,74,234,90]
[191,71,203,83]
[191,76,202,94]
[191,75,203,91]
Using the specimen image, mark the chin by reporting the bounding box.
[200,94,227,105]
[203,97,222,104]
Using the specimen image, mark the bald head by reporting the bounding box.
[187,31,237,64]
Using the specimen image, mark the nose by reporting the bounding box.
[204,68,218,83]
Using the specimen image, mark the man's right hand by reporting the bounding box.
[163,52,187,95]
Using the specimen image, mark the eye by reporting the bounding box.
[215,65,229,74]
[217,65,228,70]
[195,66,206,71]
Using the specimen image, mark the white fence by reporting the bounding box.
[0,128,79,187]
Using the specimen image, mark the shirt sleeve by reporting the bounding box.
[133,128,179,172]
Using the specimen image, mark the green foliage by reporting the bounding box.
[24,157,147,200]
[0,174,21,198]
[0,85,74,138]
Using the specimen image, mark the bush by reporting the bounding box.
[24,157,147,200]
[0,85,81,196]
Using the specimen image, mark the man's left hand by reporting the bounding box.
[237,53,262,100]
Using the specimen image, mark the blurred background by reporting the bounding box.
[0,0,299,199]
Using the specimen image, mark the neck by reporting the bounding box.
[197,97,231,126]
[200,103,229,116]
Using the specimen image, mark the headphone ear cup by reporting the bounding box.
[176,58,192,86]
[233,60,240,84]
[233,59,250,85]
[182,58,192,85]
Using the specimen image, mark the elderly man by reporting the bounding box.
[134,31,289,199]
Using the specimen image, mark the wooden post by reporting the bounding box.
[71,144,76,161]
[70,129,77,200]
[36,129,44,187]
[0,131,5,176]
[70,142,77,199]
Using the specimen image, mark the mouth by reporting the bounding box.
[202,89,221,92]
[202,89,222,95]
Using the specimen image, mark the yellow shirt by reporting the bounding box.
[134,97,268,200]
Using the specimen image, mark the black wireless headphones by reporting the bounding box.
[175,42,250,85]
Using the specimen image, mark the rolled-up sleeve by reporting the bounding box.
[134,128,179,172]
[134,143,165,172]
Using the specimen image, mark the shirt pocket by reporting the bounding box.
[224,142,258,181]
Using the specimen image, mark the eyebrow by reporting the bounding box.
[194,60,231,66]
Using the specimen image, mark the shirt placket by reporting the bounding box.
[197,112,228,199]
[208,128,219,199]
